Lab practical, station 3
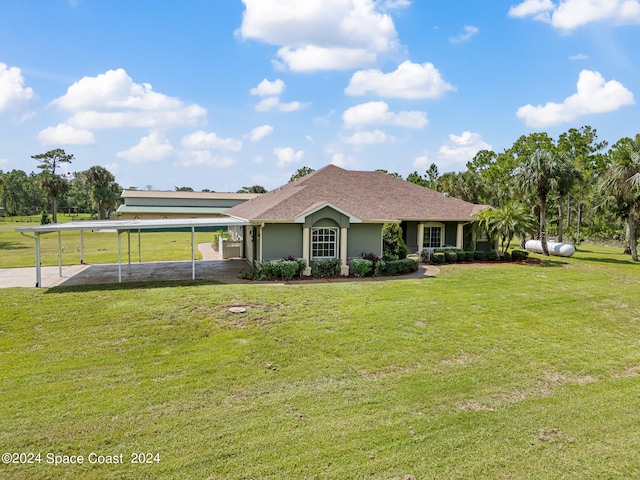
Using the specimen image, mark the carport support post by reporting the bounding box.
[80,230,85,264]
[117,230,122,283]
[35,234,41,288]
[191,226,196,280]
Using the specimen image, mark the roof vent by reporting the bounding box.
[443,192,449,197]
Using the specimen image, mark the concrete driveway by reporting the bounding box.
[0,259,252,288]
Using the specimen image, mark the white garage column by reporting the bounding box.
[340,227,349,276]
[302,227,312,276]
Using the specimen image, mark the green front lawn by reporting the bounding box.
[0,226,214,268]
[1,246,639,479]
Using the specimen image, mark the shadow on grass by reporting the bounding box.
[517,258,568,268]
[0,241,30,251]
[577,256,637,266]
[45,279,226,294]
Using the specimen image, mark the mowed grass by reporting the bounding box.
[0,223,215,268]
[1,246,639,479]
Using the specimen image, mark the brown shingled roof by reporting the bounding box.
[226,164,486,222]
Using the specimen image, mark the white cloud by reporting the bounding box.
[255,96,306,112]
[438,132,492,164]
[180,130,242,151]
[569,53,589,60]
[516,69,634,127]
[345,61,455,99]
[343,129,389,145]
[509,0,554,19]
[249,78,307,112]
[274,147,304,167]
[238,0,402,71]
[250,78,285,97]
[249,124,274,142]
[449,25,479,43]
[0,62,34,112]
[116,132,176,163]
[51,68,206,129]
[177,151,236,168]
[413,154,430,168]
[275,46,377,71]
[509,0,640,30]
[38,123,95,145]
[343,101,428,129]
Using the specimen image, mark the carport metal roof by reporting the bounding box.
[16,216,249,287]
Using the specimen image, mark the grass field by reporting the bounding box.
[0,219,215,268]
[1,245,639,479]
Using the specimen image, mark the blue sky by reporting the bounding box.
[1,0,638,192]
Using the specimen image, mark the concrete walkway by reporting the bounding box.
[0,243,438,288]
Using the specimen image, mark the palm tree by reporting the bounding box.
[516,148,578,255]
[84,166,120,219]
[475,202,537,253]
[599,135,640,261]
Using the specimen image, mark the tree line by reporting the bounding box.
[403,126,640,261]
[3,128,639,260]
[0,149,122,223]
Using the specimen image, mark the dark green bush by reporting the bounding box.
[311,258,341,277]
[473,251,486,261]
[444,251,457,263]
[463,241,476,252]
[432,252,445,265]
[511,250,529,261]
[465,251,475,262]
[379,258,418,276]
[420,249,430,262]
[501,251,512,262]
[350,258,373,277]
[250,258,306,280]
[486,251,498,261]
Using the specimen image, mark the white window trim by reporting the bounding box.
[311,227,338,260]
[423,222,444,249]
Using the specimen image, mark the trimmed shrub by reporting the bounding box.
[251,258,306,280]
[350,258,373,277]
[444,251,457,264]
[465,251,475,262]
[432,252,445,265]
[486,251,499,261]
[473,251,486,261]
[511,250,529,261]
[374,260,385,276]
[379,258,418,276]
[501,251,512,262]
[311,258,341,277]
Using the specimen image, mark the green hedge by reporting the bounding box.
[511,250,529,261]
[246,258,307,280]
[378,258,419,275]
[311,258,342,277]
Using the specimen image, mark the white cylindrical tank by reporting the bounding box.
[525,240,575,257]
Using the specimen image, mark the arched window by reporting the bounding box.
[311,228,338,259]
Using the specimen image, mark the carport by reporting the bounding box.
[16,217,249,287]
